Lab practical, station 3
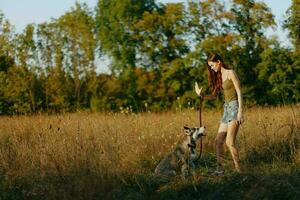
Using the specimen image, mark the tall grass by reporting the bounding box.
[0,105,299,199]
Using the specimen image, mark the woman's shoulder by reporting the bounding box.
[224,69,236,79]
[226,68,235,72]
[227,69,239,81]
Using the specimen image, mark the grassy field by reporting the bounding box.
[0,105,300,200]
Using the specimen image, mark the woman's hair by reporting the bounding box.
[207,54,230,96]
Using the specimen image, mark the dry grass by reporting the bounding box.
[0,105,300,199]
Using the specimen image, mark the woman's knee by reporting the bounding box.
[215,132,226,146]
[225,139,236,149]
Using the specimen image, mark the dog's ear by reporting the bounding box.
[184,126,191,135]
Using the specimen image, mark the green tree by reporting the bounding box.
[0,12,15,114]
[134,3,191,108]
[256,45,299,104]
[95,0,156,71]
[3,66,36,114]
[0,11,15,72]
[284,0,300,51]
[13,24,39,112]
[229,0,275,103]
[95,0,156,111]
[55,3,96,110]
[135,3,188,68]
[14,24,37,68]
[90,73,122,111]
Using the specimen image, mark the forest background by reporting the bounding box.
[0,0,299,114]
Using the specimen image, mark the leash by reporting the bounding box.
[195,97,203,162]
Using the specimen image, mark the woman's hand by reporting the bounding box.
[237,111,244,125]
[195,82,203,98]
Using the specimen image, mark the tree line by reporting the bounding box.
[0,0,299,114]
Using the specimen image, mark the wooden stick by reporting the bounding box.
[195,97,203,162]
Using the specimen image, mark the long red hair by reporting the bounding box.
[207,54,230,96]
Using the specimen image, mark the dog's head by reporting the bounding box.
[183,126,206,148]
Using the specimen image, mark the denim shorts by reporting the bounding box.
[221,100,239,123]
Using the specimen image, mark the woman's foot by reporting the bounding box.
[235,165,242,173]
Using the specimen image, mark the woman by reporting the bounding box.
[195,54,244,174]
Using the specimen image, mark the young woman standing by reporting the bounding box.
[195,54,244,174]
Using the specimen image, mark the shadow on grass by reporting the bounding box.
[105,166,300,200]
[1,154,300,200]
[148,169,300,200]
[0,169,122,200]
[111,153,300,200]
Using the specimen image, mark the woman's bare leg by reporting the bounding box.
[215,123,228,171]
[226,121,241,172]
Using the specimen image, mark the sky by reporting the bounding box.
[0,0,292,72]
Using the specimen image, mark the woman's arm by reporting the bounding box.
[195,82,217,100]
[195,82,217,101]
[202,94,217,100]
[230,70,243,123]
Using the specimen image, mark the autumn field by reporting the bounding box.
[0,105,300,200]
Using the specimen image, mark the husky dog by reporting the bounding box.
[154,126,206,181]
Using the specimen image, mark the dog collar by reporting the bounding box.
[188,141,196,153]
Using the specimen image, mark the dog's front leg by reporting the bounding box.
[181,159,189,179]
[189,161,197,180]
